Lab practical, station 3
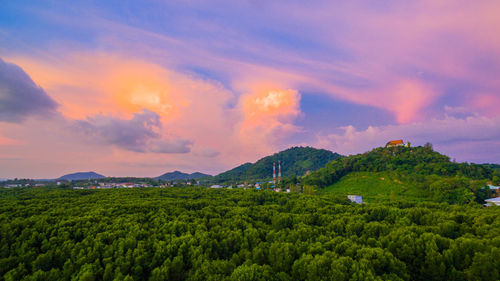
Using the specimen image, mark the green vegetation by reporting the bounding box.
[481,163,500,173]
[320,172,428,203]
[1,188,500,281]
[211,147,342,183]
[304,146,499,204]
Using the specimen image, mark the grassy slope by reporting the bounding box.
[320,171,429,203]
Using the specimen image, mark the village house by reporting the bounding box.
[348,195,363,204]
[488,185,500,196]
[485,197,500,206]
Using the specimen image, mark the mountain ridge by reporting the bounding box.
[156,171,211,181]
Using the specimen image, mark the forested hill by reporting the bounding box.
[156,171,211,181]
[303,146,500,204]
[212,146,342,183]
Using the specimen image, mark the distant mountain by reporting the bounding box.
[212,146,343,183]
[58,172,105,181]
[157,171,211,181]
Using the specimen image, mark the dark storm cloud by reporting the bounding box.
[0,57,58,123]
[76,109,192,153]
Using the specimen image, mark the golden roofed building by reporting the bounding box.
[386,139,406,147]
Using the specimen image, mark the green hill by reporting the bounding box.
[304,146,499,204]
[320,171,429,202]
[212,146,342,183]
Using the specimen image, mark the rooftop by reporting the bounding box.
[387,140,404,145]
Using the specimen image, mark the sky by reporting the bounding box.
[1,0,500,178]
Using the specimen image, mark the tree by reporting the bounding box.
[424,142,433,150]
[302,185,315,195]
[230,264,273,281]
[492,175,499,186]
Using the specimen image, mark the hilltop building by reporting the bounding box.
[386,140,410,148]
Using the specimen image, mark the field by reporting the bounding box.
[1,187,500,280]
[321,172,429,203]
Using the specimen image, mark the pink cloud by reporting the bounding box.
[470,94,500,117]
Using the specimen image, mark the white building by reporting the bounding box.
[347,195,363,204]
[488,185,499,190]
[210,185,222,188]
[485,197,500,206]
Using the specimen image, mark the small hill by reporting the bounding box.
[157,171,211,181]
[212,146,342,183]
[58,172,105,181]
[304,146,499,204]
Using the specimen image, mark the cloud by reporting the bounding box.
[197,148,220,158]
[2,2,500,177]
[0,57,58,123]
[239,88,302,137]
[233,88,303,156]
[75,109,192,153]
[150,138,193,154]
[316,114,500,163]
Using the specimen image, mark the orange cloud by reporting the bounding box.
[8,54,189,120]
[237,88,302,154]
[0,134,22,146]
[3,52,273,175]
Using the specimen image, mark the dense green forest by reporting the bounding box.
[211,147,342,183]
[481,163,500,173]
[303,146,499,204]
[1,188,499,281]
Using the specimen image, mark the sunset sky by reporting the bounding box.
[1,1,500,178]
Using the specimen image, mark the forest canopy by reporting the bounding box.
[1,188,499,281]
